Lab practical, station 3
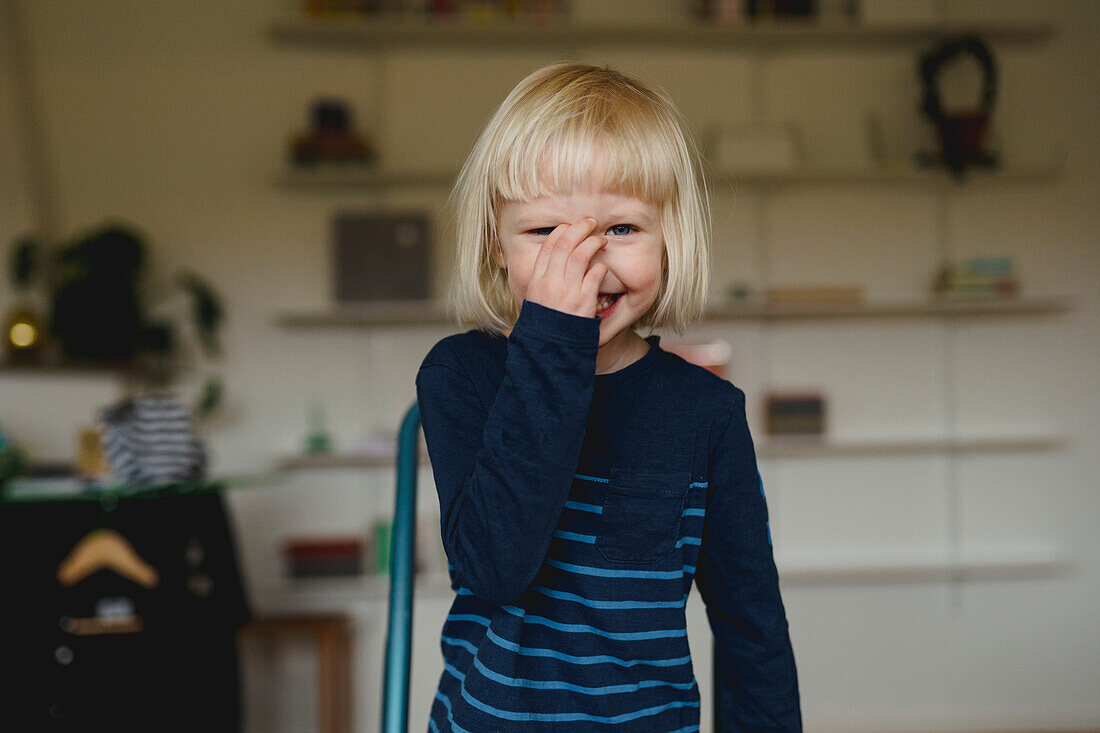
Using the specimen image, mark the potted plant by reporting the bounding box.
[48,223,225,420]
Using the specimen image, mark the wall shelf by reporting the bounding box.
[275,295,1072,329]
[278,300,450,327]
[274,161,1063,191]
[276,434,1066,472]
[707,295,1073,320]
[778,551,1071,586]
[0,360,134,378]
[276,166,453,189]
[278,452,421,470]
[0,472,286,505]
[253,550,1071,610]
[758,435,1068,458]
[268,15,1053,50]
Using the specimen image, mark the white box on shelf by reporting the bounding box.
[707,125,801,173]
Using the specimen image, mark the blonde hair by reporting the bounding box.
[444,62,710,336]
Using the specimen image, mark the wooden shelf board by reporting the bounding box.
[758,435,1068,457]
[278,434,1064,471]
[707,295,1074,319]
[276,296,1073,329]
[275,162,1062,190]
[278,301,450,327]
[269,16,1053,49]
[278,452,424,470]
[254,553,1070,609]
[779,555,1071,586]
[276,167,454,189]
[255,573,453,608]
[0,361,133,377]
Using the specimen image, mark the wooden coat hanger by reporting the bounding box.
[57,527,160,589]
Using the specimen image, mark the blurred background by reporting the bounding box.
[1,1,1097,732]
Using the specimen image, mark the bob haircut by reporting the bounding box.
[445,62,711,336]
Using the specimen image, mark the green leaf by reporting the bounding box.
[194,377,224,421]
[176,271,224,357]
[11,236,38,287]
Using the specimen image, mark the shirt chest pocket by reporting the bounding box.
[595,468,692,564]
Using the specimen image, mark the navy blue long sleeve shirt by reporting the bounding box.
[415,299,801,732]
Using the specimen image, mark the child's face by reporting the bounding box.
[495,184,664,349]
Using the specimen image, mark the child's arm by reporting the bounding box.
[695,386,802,732]
[415,300,599,607]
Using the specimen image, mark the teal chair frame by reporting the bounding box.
[381,402,421,733]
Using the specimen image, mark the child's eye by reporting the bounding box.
[607,224,636,236]
[527,227,556,237]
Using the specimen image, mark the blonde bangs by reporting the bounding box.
[488,85,679,208]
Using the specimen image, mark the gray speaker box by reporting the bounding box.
[332,211,432,302]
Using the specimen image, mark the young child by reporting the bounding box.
[416,63,801,732]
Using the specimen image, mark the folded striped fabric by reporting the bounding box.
[99,392,206,487]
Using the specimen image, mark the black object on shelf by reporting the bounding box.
[332,211,432,302]
[745,0,817,19]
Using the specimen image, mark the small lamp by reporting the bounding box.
[3,237,46,365]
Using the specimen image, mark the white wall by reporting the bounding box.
[1,1,1098,731]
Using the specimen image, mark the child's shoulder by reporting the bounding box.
[656,344,747,412]
[419,328,506,376]
[656,349,753,455]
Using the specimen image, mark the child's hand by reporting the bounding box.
[524,217,608,319]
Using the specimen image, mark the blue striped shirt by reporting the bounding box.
[415,300,801,732]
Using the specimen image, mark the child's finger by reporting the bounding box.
[565,233,607,289]
[544,218,598,281]
[531,223,568,280]
[582,261,608,306]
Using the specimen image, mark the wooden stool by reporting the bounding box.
[240,613,353,733]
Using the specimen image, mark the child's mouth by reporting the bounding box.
[596,293,622,319]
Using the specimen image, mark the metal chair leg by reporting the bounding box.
[381,402,421,733]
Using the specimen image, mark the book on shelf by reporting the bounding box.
[766,285,865,307]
